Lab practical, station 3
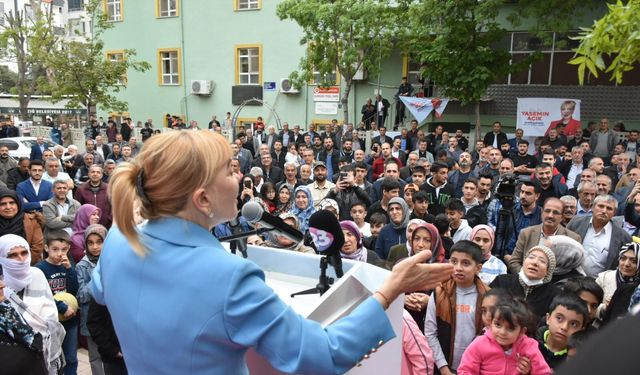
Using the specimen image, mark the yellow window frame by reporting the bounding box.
[156,0,179,18]
[233,0,262,11]
[106,50,127,85]
[234,44,262,85]
[103,0,124,22]
[157,48,182,86]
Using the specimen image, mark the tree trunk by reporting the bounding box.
[475,100,481,144]
[341,80,352,124]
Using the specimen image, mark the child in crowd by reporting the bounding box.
[480,288,511,330]
[76,224,108,374]
[402,309,435,375]
[410,191,435,223]
[457,297,551,375]
[444,199,472,243]
[35,230,79,375]
[470,225,507,285]
[424,240,488,375]
[362,212,387,251]
[535,293,588,369]
[563,277,604,332]
[433,214,452,259]
[350,202,371,237]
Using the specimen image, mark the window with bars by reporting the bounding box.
[158,0,177,17]
[158,49,180,85]
[237,0,260,10]
[106,0,122,22]
[237,46,260,85]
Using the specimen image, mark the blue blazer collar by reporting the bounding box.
[142,217,220,248]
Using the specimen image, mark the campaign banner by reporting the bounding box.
[399,96,450,124]
[516,98,581,137]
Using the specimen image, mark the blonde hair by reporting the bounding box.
[109,131,232,256]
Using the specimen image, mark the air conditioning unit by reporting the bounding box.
[190,80,214,95]
[280,78,299,94]
[352,64,367,80]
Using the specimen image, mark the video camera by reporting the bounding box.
[495,174,518,210]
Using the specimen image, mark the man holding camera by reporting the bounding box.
[488,180,542,260]
[325,166,371,221]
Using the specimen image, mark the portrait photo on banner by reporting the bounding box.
[516,98,581,137]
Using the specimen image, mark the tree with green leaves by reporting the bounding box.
[0,0,59,121]
[570,0,640,84]
[277,0,398,124]
[403,0,512,140]
[41,0,150,119]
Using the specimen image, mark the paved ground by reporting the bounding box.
[78,348,91,375]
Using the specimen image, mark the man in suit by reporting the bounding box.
[16,159,54,212]
[265,125,280,152]
[29,136,48,161]
[260,153,283,185]
[278,122,295,148]
[566,194,632,278]
[371,126,393,146]
[483,121,508,149]
[507,197,582,273]
[291,124,304,145]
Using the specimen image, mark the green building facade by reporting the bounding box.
[98,1,640,134]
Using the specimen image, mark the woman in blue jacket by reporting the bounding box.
[90,130,453,375]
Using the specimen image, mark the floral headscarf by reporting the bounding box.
[291,186,315,232]
[617,242,640,285]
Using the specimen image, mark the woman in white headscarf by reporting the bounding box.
[0,234,64,374]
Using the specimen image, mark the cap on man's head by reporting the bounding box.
[313,161,327,170]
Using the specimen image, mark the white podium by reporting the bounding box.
[224,244,404,375]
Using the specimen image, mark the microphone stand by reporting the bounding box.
[218,227,274,259]
[290,255,334,298]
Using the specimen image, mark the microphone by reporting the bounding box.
[308,210,344,278]
[241,201,304,243]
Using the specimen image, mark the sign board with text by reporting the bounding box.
[313,86,340,102]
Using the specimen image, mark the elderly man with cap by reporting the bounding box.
[375,197,411,260]
[306,161,335,210]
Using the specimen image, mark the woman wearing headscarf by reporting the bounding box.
[387,219,426,268]
[273,184,293,216]
[470,225,506,285]
[0,234,64,374]
[339,220,383,267]
[375,197,411,260]
[490,245,561,320]
[76,224,108,375]
[596,242,640,320]
[403,223,448,332]
[290,186,315,233]
[69,204,101,264]
[545,235,586,285]
[263,213,314,254]
[0,189,45,265]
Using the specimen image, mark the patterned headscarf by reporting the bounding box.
[410,223,445,263]
[291,186,316,233]
[388,197,410,230]
[340,220,367,262]
[617,242,640,286]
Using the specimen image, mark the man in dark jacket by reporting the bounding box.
[325,166,371,221]
[317,137,340,179]
[74,165,112,228]
[6,157,30,190]
[483,121,508,149]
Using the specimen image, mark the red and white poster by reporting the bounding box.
[312,87,340,102]
[516,98,581,137]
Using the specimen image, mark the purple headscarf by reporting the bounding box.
[70,204,101,263]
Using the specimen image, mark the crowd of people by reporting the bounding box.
[1,113,640,375]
